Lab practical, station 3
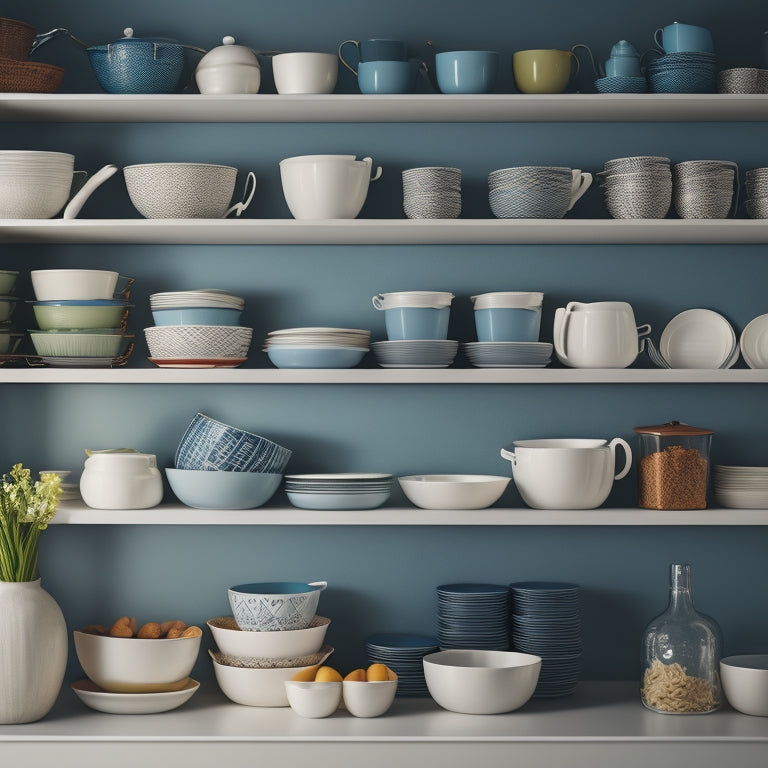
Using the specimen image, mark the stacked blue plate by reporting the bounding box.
[437,583,510,650]
[366,632,439,697]
[509,581,582,698]
[371,339,459,368]
[462,341,553,368]
[284,473,392,510]
[647,52,716,93]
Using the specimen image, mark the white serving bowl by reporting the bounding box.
[284,680,342,717]
[279,154,382,219]
[721,655,768,716]
[207,615,330,658]
[30,269,120,301]
[73,630,201,693]
[343,677,398,717]
[398,474,511,510]
[423,649,541,714]
[211,654,329,707]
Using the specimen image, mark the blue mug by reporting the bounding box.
[384,306,450,340]
[604,56,642,77]
[357,59,426,94]
[474,307,541,342]
[339,38,408,74]
[435,50,499,94]
[654,22,714,53]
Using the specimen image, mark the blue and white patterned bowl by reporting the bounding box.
[228,581,327,631]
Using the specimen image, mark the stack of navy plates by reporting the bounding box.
[370,339,459,368]
[284,473,392,510]
[366,632,439,697]
[509,581,582,698]
[462,341,553,368]
[437,583,510,651]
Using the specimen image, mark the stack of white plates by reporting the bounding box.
[462,341,553,368]
[284,473,392,510]
[370,339,459,368]
[714,465,768,509]
[149,289,245,311]
[263,327,370,369]
[739,313,768,369]
[658,309,738,368]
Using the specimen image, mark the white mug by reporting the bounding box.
[271,52,339,94]
[553,300,650,368]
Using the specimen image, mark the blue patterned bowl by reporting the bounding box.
[594,76,647,93]
[228,581,327,631]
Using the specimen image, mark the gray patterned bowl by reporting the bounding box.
[123,163,256,219]
[227,581,327,631]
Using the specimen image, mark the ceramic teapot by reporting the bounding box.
[195,36,262,94]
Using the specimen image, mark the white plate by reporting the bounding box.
[659,309,736,368]
[285,473,392,481]
[71,678,200,714]
[740,313,768,369]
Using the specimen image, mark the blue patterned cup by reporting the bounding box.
[228,581,327,631]
[436,50,499,94]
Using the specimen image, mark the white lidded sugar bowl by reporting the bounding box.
[79,450,163,509]
[195,36,261,94]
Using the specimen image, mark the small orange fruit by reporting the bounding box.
[344,668,367,682]
[314,665,343,683]
[366,663,391,682]
[291,665,319,682]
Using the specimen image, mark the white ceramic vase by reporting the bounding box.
[0,579,67,723]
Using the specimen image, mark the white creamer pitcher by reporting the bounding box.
[553,301,650,368]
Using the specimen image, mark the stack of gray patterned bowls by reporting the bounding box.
[745,167,768,219]
[672,160,738,219]
[402,166,461,219]
[597,156,672,219]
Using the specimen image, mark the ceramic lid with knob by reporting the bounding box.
[609,40,640,58]
[633,421,713,436]
[196,36,261,70]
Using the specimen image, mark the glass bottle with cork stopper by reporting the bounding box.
[633,421,713,509]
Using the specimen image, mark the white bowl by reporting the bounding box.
[423,649,541,714]
[284,680,342,717]
[73,630,201,693]
[272,52,338,94]
[721,655,768,716]
[211,655,329,707]
[279,154,381,219]
[0,151,75,218]
[31,269,120,301]
[398,475,510,510]
[343,678,398,717]
[207,615,330,658]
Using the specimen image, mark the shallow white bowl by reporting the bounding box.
[343,678,398,717]
[31,269,120,301]
[284,680,342,717]
[423,649,541,714]
[207,615,330,658]
[73,630,201,693]
[721,655,768,716]
[71,678,200,714]
[398,474,511,510]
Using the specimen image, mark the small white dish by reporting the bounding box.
[284,680,342,718]
[659,309,736,368]
[740,313,768,369]
[71,678,200,714]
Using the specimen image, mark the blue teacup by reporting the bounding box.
[604,56,642,78]
[435,50,499,94]
[385,306,450,340]
[654,22,714,54]
[339,38,408,75]
[474,307,542,342]
[357,59,426,94]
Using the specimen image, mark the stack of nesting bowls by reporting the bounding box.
[144,289,251,368]
[672,160,738,219]
[744,167,768,219]
[0,150,76,219]
[402,166,462,219]
[488,166,592,219]
[0,269,23,356]
[263,327,370,369]
[209,581,333,707]
[598,156,672,219]
[28,269,134,367]
[646,52,717,93]
[165,412,291,509]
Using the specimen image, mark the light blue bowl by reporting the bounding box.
[227,581,326,631]
[286,490,391,510]
[266,345,367,369]
[165,468,282,509]
[474,307,542,342]
[384,307,450,341]
[151,307,243,326]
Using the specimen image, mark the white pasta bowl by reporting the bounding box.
[207,615,330,658]
[398,474,510,510]
[423,649,541,714]
[30,269,121,301]
[720,655,768,716]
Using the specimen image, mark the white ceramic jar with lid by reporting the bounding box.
[79,451,163,509]
[195,36,261,94]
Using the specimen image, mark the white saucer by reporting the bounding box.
[660,309,736,368]
[71,678,200,714]
[740,313,768,369]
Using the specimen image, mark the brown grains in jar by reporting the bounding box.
[638,444,708,510]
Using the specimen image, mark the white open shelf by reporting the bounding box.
[1,218,767,245]
[1,683,765,767]
[50,502,768,526]
[1,93,767,123]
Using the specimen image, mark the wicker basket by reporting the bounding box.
[0,17,35,61]
[0,56,64,93]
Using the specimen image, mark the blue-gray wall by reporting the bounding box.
[2,0,767,685]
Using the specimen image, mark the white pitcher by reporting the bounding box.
[553,300,650,368]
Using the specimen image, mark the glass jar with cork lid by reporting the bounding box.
[633,421,713,509]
